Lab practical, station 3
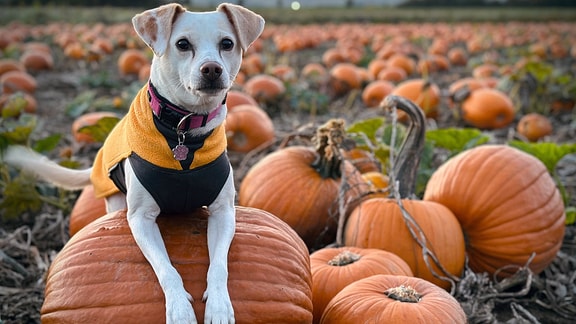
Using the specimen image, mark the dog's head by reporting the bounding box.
[132,3,265,112]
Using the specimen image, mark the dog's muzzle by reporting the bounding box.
[197,61,226,93]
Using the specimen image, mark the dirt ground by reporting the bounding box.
[1,37,575,323]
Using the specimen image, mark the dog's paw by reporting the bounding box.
[203,289,235,324]
[165,290,198,324]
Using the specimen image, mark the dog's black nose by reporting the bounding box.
[200,62,223,81]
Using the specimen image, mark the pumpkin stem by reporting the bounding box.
[328,250,361,266]
[384,285,422,303]
[312,119,346,179]
[380,95,426,197]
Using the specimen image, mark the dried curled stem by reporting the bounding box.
[380,95,426,198]
[383,95,460,291]
[312,118,346,179]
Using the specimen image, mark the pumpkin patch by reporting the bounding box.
[1,7,575,324]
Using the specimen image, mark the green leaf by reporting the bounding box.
[426,127,489,154]
[381,123,406,150]
[77,116,120,143]
[65,91,97,118]
[0,173,43,220]
[508,141,576,174]
[347,117,385,144]
[0,113,37,145]
[372,143,391,172]
[523,61,554,83]
[1,93,27,118]
[416,141,436,198]
[32,134,61,153]
[565,206,576,225]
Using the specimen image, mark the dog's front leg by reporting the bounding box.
[123,160,197,324]
[204,169,236,323]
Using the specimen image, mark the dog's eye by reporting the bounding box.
[220,38,234,51]
[176,39,192,51]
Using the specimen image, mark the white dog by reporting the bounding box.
[3,3,264,323]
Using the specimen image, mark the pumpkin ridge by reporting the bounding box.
[459,147,521,219]
[465,151,548,220]
[477,186,562,238]
[465,167,559,235]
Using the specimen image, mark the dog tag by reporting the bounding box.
[173,130,188,161]
[173,144,189,161]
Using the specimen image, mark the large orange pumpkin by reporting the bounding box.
[423,145,565,277]
[69,185,106,236]
[344,198,465,290]
[239,119,369,249]
[310,247,413,323]
[41,207,313,323]
[320,274,467,324]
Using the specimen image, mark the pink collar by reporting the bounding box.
[147,81,223,131]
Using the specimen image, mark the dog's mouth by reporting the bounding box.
[195,82,227,95]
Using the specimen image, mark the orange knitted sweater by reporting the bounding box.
[91,84,227,199]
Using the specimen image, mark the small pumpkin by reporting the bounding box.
[361,171,389,191]
[0,92,38,115]
[71,111,122,144]
[226,90,258,110]
[423,144,565,277]
[376,66,407,82]
[516,112,553,142]
[447,47,468,66]
[361,80,395,108]
[367,59,388,80]
[270,64,297,82]
[460,88,515,129]
[329,63,361,96]
[20,50,54,71]
[322,48,347,68]
[0,70,37,94]
[320,274,467,324]
[472,63,499,79]
[391,78,440,119]
[341,147,381,174]
[386,53,416,76]
[63,42,86,60]
[310,247,413,323]
[300,62,328,86]
[42,207,313,323]
[243,74,286,103]
[240,53,264,76]
[118,49,150,76]
[225,104,275,153]
[0,59,25,76]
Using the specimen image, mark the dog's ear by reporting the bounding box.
[132,3,186,56]
[217,3,265,52]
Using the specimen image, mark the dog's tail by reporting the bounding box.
[2,145,92,190]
